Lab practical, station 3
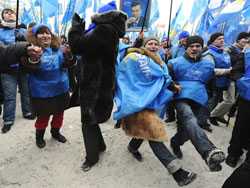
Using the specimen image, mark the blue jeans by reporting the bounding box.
[171,99,215,157]
[197,88,224,125]
[129,138,181,174]
[1,73,31,125]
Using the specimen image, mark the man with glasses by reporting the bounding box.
[168,36,225,172]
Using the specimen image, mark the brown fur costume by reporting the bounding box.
[121,47,168,142]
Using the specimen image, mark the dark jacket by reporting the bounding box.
[230,52,245,82]
[68,10,127,125]
[0,41,34,73]
[24,28,75,117]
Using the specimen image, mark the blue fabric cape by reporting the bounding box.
[113,52,173,120]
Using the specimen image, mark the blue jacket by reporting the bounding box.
[113,50,173,120]
[29,48,69,98]
[171,45,186,59]
[203,46,231,88]
[236,48,250,101]
[171,56,215,106]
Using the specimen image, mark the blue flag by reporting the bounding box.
[42,0,58,18]
[21,7,33,26]
[30,0,39,23]
[149,0,160,27]
[189,0,208,24]
[61,0,76,25]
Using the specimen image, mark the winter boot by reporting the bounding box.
[50,127,67,143]
[173,168,197,186]
[36,129,46,148]
[205,148,225,171]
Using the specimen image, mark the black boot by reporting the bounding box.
[51,127,67,143]
[173,168,197,186]
[36,129,46,148]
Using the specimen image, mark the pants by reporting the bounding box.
[35,112,64,130]
[211,82,236,118]
[228,97,250,158]
[81,123,106,164]
[171,99,215,157]
[166,101,175,120]
[129,138,181,174]
[1,73,31,125]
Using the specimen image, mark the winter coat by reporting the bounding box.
[0,41,37,73]
[24,28,76,117]
[68,10,127,125]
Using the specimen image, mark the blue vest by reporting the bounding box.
[172,45,185,59]
[0,28,25,45]
[203,47,231,88]
[236,48,250,101]
[29,48,69,98]
[113,52,173,120]
[171,56,215,105]
[158,47,165,60]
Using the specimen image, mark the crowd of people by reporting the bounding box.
[1,0,250,187]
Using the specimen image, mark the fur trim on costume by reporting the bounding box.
[127,47,163,67]
[122,109,168,142]
[25,28,62,51]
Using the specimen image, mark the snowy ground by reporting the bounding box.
[0,95,246,188]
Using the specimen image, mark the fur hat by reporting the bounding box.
[237,32,250,41]
[1,8,15,20]
[98,1,117,13]
[185,35,204,49]
[143,35,159,47]
[32,24,52,36]
[179,31,190,40]
[210,32,224,44]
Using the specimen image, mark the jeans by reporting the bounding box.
[1,73,31,125]
[129,138,181,174]
[171,99,215,157]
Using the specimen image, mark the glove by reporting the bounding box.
[71,13,85,29]
[14,29,26,42]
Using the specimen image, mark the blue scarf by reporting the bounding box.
[209,45,223,54]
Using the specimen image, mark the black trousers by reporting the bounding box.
[222,152,250,188]
[228,97,250,158]
[81,123,106,164]
[166,101,175,120]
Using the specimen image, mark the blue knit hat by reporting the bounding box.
[161,36,171,43]
[98,1,117,13]
[32,24,52,36]
[179,31,190,40]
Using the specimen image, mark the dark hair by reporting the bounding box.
[28,22,37,29]
[36,26,51,36]
[131,0,142,9]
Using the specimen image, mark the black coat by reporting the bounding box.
[68,10,127,125]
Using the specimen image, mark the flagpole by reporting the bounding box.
[140,0,150,33]
[167,0,173,48]
[221,22,226,33]
[16,0,19,29]
[40,0,42,22]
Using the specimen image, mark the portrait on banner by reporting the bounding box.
[120,0,151,32]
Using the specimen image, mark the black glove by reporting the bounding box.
[71,13,85,29]
[14,29,26,42]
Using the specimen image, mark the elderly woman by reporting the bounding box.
[114,35,196,187]
[25,24,75,149]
